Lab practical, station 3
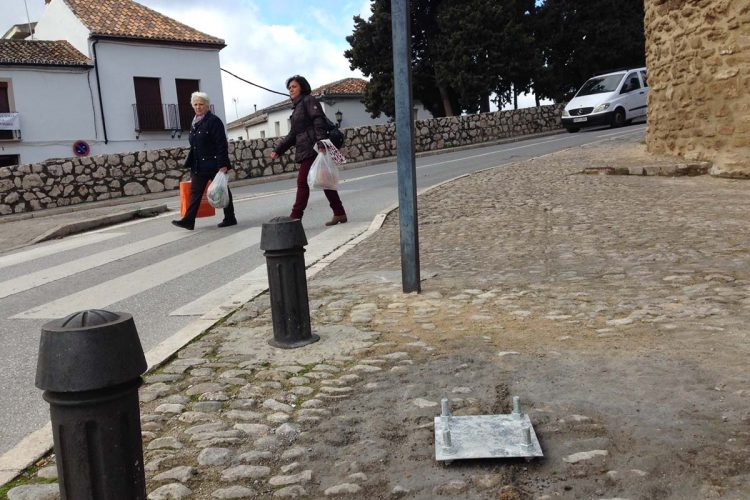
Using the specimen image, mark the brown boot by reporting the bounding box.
[325,215,348,226]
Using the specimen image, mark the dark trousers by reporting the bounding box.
[184,171,235,223]
[291,157,345,219]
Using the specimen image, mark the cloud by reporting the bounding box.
[139,0,364,119]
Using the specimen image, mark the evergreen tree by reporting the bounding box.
[345,0,451,118]
[534,0,646,102]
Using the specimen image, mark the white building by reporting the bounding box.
[0,0,226,167]
[227,78,433,141]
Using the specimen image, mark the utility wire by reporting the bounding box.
[23,0,35,40]
[220,68,288,97]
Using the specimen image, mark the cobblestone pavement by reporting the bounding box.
[8,134,750,499]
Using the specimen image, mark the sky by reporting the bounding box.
[6,0,371,120]
[6,0,541,121]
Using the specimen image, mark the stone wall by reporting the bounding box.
[0,104,563,215]
[645,0,750,178]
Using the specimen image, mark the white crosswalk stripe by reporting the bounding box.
[11,227,262,319]
[169,222,370,317]
[0,232,190,300]
[0,232,125,270]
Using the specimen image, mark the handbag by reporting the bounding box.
[179,180,215,218]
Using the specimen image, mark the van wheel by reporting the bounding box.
[566,127,580,133]
[611,108,626,128]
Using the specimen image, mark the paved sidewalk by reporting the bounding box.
[5,133,750,499]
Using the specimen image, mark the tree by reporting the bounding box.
[345,0,450,118]
[345,0,545,117]
[534,0,646,103]
[432,0,509,113]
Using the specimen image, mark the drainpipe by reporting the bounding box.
[91,40,108,144]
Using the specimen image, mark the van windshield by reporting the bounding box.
[576,73,625,96]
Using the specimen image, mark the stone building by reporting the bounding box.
[645,0,750,177]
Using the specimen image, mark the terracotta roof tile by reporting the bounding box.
[313,78,367,97]
[0,39,91,66]
[62,0,225,47]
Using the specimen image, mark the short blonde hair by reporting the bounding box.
[191,91,210,105]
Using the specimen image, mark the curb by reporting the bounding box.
[31,205,170,245]
[0,203,397,490]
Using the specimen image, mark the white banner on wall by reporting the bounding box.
[0,113,20,131]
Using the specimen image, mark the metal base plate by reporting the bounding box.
[434,413,543,461]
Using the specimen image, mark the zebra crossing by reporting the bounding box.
[0,220,368,321]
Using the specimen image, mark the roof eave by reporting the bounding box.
[90,34,226,50]
[317,93,364,99]
[0,61,93,69]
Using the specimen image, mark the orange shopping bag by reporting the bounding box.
[180,180,215,218]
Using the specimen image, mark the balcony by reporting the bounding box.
[132,103,179,138]
[0,112,21,141]
[133,103,216,138]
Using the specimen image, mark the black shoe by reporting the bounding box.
[217,218,237,228]
[171,219,194,230]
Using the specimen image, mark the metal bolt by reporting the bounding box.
[441,398,452,417]
[522,426,532,447]
[512,396,522,418]
[442,428,452,448]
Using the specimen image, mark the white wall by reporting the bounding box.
[0,66,96,165]
[1,41,226,165]
[94,40,226,142]
[33,0,91,56]
[17,0,228,166]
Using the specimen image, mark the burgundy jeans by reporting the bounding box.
[291,157,345,219]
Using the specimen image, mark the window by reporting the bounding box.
[274,121,280,136]
[0,82,13,140]
[622,72,641,93]
[176,79,200,130]
[260,130,266,139]
[0,154,19,167]
[133,77,164,131]
[640,70,648,88]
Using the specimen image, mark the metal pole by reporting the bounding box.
[391,0,421,293]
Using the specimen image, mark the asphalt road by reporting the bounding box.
[0,123,646,456]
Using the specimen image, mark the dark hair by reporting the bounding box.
[286,75,312,95]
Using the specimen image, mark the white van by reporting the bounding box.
[561,67,649,132]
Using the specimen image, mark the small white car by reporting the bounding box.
[561,67,649,132]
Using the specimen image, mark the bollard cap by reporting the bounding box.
[260,216,308,251]
[36,310,147,392]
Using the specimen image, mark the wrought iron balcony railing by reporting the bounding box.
[133,103,217,138]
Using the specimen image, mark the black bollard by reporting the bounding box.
[260,216,320,348]
[35,309,148,500]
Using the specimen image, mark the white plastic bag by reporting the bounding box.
[207,171,230,208]
[307,142,340,190]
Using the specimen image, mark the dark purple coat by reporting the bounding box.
[273,94,327,163]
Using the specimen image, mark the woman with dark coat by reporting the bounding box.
[270,75,347,225]
[172,91,237,230]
